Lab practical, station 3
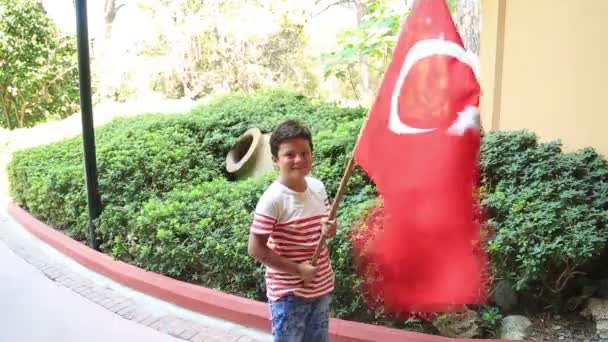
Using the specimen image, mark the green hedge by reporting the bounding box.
[481,131,608,298]
[8,138,88,236]
[8,89,608,323]
[8,114,220,239]
[106,175,273,298]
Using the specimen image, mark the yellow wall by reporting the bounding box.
[480,0,608,156]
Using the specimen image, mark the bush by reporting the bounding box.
[96,114,222,204]
[329,198,379,320]
[8,138,88,237]
[312,111,372,199]
[481,131,608,297]
[102,175,273,298]
[8,113,217,239]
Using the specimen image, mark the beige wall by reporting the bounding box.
[480,0,608,156]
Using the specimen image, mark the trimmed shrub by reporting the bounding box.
[104,175,273,298]
[8,113,218,239]
[8,138,88,236]
[481,131,608,297]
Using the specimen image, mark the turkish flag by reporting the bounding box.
[353,0,486,313]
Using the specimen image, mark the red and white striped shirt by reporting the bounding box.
[250,177,334,301]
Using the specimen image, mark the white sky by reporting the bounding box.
[43,0,106,38]
[42,0,356,50]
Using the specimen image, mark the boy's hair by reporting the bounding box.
[270,119,313,158]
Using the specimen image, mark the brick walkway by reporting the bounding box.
[0,204,270,342]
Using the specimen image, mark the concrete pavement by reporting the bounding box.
[0,239,182,342]
[0,199,270,342]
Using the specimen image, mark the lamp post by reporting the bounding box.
[74,0,101,250]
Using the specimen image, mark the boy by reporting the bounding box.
[248,119,337,342]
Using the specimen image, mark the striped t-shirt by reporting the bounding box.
[250,176,334,301]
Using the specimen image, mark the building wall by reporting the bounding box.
[480,0,608,156]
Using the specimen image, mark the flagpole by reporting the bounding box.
[311,114,370,266]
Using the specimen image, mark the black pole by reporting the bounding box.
[74,0,101,250]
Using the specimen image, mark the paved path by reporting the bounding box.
[0,239,183,342]
[0,200,270,342]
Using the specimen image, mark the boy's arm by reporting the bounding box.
[248,233,316,284]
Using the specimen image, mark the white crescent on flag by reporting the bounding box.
[389,38,480,136]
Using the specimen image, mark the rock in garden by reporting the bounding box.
[581,298,608,339]
[433,310,482,338]
[498,315,532,340]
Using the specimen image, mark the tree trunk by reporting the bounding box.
[18,103,28,128]
[1,99,13,130]
[354,1,373,104]
[35,0,47,15]
[15,89,28,128]
[104,0,125,40]
[455,0,481,55]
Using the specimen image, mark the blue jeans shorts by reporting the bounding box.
[269,293,331,342]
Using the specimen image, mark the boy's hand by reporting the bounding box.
[298,261,317,287]
[321,217,337,238]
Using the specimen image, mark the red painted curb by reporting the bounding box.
[8,203,513,341]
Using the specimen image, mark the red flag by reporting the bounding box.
[353,0,486,313]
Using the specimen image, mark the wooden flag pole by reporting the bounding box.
[311,116,370,266]
[311,156,357,265]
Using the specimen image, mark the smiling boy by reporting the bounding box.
[247,119,337,342]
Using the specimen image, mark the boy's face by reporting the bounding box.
[273,138,312,182]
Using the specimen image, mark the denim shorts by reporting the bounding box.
[269,293,331,342]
